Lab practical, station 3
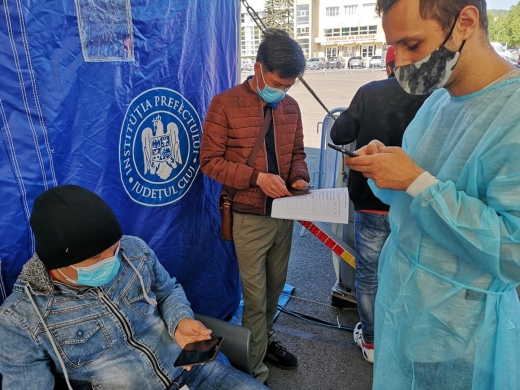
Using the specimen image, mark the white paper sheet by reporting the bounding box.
[271,187,349,224]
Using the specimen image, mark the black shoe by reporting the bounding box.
[263,341,298,370]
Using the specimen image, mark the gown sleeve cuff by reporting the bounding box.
[406,171,439,198]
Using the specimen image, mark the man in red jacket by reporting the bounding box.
[200,29,310,385]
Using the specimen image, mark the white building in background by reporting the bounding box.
[295,1,311,57]
[316,1,386,59]
[240,0,319,61]
[240,0,386,61]
[241,0,265,60]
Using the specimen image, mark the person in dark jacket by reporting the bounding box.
[330,46,430,363]
[200,29,309,385]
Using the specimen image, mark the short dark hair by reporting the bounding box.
[256,29,306,78]
[376,0,488,33]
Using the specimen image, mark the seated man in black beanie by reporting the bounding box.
[0,185,266,390]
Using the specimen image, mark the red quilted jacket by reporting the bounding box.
[200,79,309,215]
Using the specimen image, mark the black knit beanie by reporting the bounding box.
[30,185,123,270]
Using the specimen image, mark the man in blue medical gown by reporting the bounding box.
[345,1,520,389]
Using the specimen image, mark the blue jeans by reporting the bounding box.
[354,211,390,344]
[170,359,267,389]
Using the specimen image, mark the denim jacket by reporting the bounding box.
[0,235,194,389]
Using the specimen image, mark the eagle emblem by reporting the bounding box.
[120,88,201,206]
[141,114,183,180]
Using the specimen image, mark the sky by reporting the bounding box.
[487,0,518,10]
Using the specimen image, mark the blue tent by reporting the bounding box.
[0,0,241,320]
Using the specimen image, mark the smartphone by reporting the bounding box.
[290,185,314,196]
[327,142,359,157]
[173,337,224,368]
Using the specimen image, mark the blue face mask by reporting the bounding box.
[256,65,288,103]
[58,245,121,287]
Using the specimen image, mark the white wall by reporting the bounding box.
[317,0,386,58]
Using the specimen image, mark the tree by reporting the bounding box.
[488,2,520,47]
[487,9,509,42]
[263,0,294,37]
[503,2,520,47]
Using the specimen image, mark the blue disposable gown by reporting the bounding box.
[370,76,520,389]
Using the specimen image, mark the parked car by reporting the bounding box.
[348,56,365,69]
[325,57,345,69]
[369,55,383,68]
[491,42,509,59]
[512,51,520,67]
[306,57,324,70]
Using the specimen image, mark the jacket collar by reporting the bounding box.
[16,254,57,294]
[242,75,259,96]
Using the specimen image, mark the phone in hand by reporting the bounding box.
[290,185,314,196]
[173,337,224,368]
[327,142,359,157]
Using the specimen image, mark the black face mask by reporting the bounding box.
[395,15,466,95]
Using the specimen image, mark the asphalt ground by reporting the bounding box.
[240,69,387,390]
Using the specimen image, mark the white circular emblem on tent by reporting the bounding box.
[119,88,201,206]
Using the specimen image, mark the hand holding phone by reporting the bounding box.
[174,318,212,349]
[327,142,359,157]
[173,337,224,368]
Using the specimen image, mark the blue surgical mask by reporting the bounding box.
[256,65,287,103]
[58,245,121,286]
[395,15,466,95]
